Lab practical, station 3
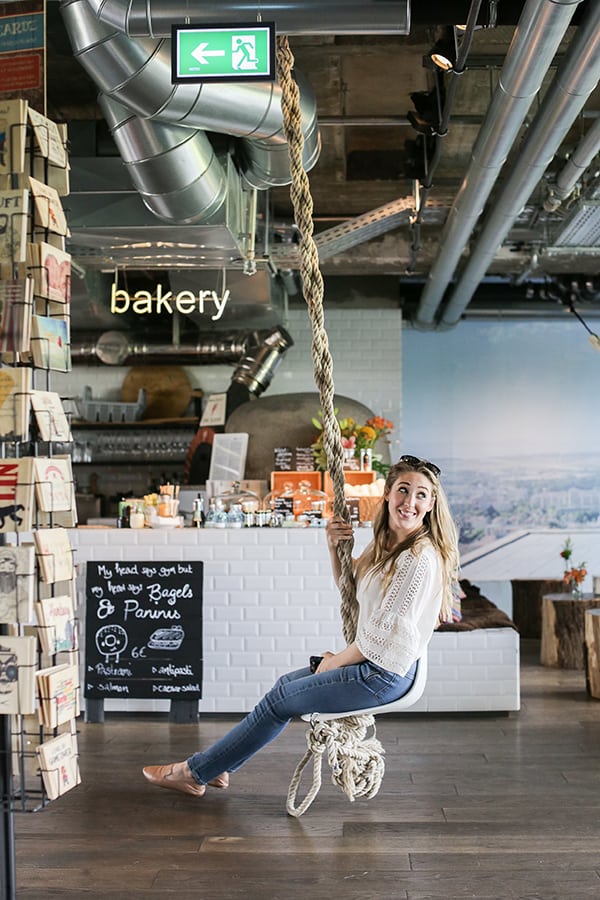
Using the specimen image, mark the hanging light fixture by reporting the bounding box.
[455,24,484,33]
[407,73,445,137]
[407,89,439,136]
[425,27,458,72]
[568,303,600,352]
[406,91,439,135]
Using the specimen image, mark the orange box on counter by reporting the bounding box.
[324,470,382,524]
[323,470,377,495]
[270,470,323,493]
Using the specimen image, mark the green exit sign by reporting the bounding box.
[171,22,275,83]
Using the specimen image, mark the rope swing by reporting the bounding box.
[276,35,386,817]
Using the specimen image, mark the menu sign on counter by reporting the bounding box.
[273,446,316,471]
[84,560,203,700]
[295,447,316,471]
[273,446,294,471]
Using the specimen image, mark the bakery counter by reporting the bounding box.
[70,527,519,715]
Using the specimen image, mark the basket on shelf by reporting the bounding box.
[76,385,146,423]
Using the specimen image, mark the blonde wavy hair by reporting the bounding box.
[354,458,459,621]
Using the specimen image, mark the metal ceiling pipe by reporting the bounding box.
[71,333,251,364]
[98,94,228,223]
[226,325,295,415]
[85,0,411,36]
[544,115,600,211]
[230,325,294,397]
[441,1,600,327]
[60,0,320,189]
[413,0,582,329]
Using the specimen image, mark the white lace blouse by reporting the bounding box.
[354,540,443,676]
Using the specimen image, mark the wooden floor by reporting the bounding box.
[14,641,600,900]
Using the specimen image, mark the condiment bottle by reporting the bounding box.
[204,498,217,528]
[158,492,172,517]
[130,501,145,529]
[227,504,244,528]
[192,496,205,528]
[212,499,228,528]
[117,504,131,528]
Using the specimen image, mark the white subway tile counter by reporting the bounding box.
[70,527,520,715]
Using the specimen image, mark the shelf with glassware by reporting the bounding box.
[69,421,198,521]
[70,420,198,464]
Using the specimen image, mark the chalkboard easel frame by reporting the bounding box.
[85,697,198,723]
[84,560,204,723]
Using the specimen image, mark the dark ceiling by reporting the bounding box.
[42,1,600,332]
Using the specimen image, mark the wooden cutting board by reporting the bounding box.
[121,366,192,419]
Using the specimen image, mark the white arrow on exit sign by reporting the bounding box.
[191,42,226,65]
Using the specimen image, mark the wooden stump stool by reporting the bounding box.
[511,579,565,638]
[541,594,600,669]
[584,609,600,698]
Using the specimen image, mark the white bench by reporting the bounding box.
[414,628,520,713]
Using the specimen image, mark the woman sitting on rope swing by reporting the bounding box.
[142,455,459,799]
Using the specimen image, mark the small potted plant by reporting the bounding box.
[560,538,587,598]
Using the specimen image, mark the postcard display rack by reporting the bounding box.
[0,95,81,885]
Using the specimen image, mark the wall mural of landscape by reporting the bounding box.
[402,317,600,552]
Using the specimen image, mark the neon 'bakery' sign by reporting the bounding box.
[110,283,231,321]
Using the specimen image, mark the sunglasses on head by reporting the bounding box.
[398,455,441,477]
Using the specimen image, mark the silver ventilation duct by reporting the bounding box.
[98,94,229,224]
[84,0,411,36]
[60,0,320,258]
[61,0,320,196]
[60,0,322,344]
[413,0,582,329]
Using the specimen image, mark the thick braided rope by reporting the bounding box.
[277,35,385,816]
[286,715,386,817]
[276,35,357,642]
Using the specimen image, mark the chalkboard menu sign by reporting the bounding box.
[273,446,294,470]
[295,447,316,471]
[273,446,316,471]
[84,560,203,700]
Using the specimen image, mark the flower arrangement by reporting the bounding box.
[311,410,394,475]
[560,537,587,597]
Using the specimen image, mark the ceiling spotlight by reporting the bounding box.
[425,28,457,72]
[407,109,436,136]
[430,40,456,71]
[407,89,442,136]
[410,89,439,119]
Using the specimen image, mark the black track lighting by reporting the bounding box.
[410,89,439,119]
[407,109,436,136]
[402,135,435,181]
[407,87,443,137]
[424,28,457,72]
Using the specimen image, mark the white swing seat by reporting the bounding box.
[301,651,428,723]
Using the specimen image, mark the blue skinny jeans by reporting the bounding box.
[187,659,417,785]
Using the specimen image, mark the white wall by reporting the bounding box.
[54,307,404,455]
